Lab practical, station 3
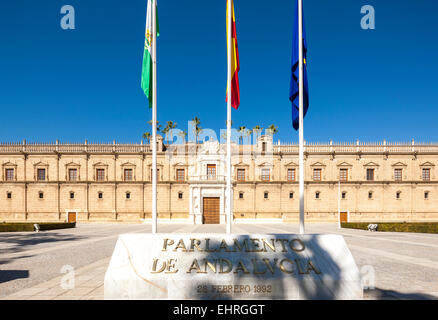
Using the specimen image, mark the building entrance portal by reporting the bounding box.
[203,197,220,224]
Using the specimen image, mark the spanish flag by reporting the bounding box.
[226,0,240,110]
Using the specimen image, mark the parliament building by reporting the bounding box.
[0,135,437,224]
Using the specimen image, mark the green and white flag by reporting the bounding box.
[141,0,159,106]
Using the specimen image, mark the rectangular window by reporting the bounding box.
[237,169,245,182]
[5,169,14,181]
[339,169,348,182]
[422,168,430,181]
[176,169,185,182]
[7,192,12,199]
[37,168,46,181]
[96,169,105,181]
[69,168,77,181]
[207,164,216,180]
[261,168,270,181]
[366,169,374,181]
[313,169,321,181]
[287,169,296,182]
[124,169,133,181]
[394,169,403,181]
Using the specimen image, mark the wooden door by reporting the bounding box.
[203,197,220,224]
[68,212,77,223]
[340,211,348,223]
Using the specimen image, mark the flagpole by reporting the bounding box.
[298,0,305,235]
[151,0,158,234]
[226,0,232,234]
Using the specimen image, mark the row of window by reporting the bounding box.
[1,167,434,182]
[5,191,185,200]
[236,190,432,200]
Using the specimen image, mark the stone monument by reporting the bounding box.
[104,233,363,299]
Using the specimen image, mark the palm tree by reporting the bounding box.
[267,124,278,137]
[253,125,263,141]
[147,120,162,134]
[142,132,151,143]
[238,126,246,145]
[165,121,177,144]
[192,117,202,144]
[161,126,169,143]
[245,129,253,144]
[178,130,188,144]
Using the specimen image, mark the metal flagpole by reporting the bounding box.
[151,0,158,234]
[298,0,305,235]
[338,180,341,229]
[226,0,232,234]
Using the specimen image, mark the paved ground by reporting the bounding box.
[1,223,437,300]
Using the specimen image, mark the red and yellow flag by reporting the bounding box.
[226,0,240,110]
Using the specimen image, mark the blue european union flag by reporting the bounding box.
[289,0,309,131]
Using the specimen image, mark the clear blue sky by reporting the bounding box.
[0,0,437,143]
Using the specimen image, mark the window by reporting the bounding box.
[239,192,244,199]
[39,191,44,199]
[69,168,77,181]
[7,192,12,199]
[37,168,46,181]
[394,169,403,181]
[342,192,347,199]
[315,192,320,199]
[70,192,74,199]
[237,169,245,182]
[176,169,185,182]
[368,192,373,199]
[98,192,103,199]
[313,169,321,181]
[264,192,269,199]
[124,169,133,181]
[178,192,183,199]
[425,192,429,199]
[339,169,348,182]
[366,169,375,181]
[422,169,431,181]
[96,169,105,181]
[396,191,401,199]
[289,192,294,199]
[261,168,270,181]
[287,169,296,182]
[5,168,14,181]
[262,142,266,152]
[151,169,160,181]
[207,165,216,180]
[126,192,131,199]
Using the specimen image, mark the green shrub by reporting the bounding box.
[341,222,438,234]
[0,222,76,232]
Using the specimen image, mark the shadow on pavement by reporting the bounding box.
[366,287,438,300]
[0,270,29,284]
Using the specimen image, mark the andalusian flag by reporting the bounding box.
[226,0,240,110]
[141,0,159,107]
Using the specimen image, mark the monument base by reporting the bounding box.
[104,233,363,300]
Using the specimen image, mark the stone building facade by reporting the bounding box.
[0,136,437,224]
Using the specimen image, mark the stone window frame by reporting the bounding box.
[392,162,407,181]
[38,191,44,199]
[341,191,347,200]
[336,162,352,181]
[235,165,248,182]
[98,191,104,199]
[65,162,81,182]
[6,191,12,199]
[263,191,269,199]
[125,191,131,200]
[257,162,274,182]
[289,191,294,199]
[315,191,321,199]
[284,162,298,182]
[363,162,380,181]
[368,191,374,200]
[396,191,402,200]
[121,162,136,181]
[238,191,244,199]
[148,164,163,181]
[178,191,183,200]
[69,191,75,199]
[173,164,188,182]
[424,191,430,200]
[420,162,434,181]
[34,162,49,182]
[310,162,326,181]
[2,163,17,182]
[93,162,109,182]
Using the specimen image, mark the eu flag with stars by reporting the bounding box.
[289,0,309,131]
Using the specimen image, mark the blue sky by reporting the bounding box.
[0,0,437,144]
